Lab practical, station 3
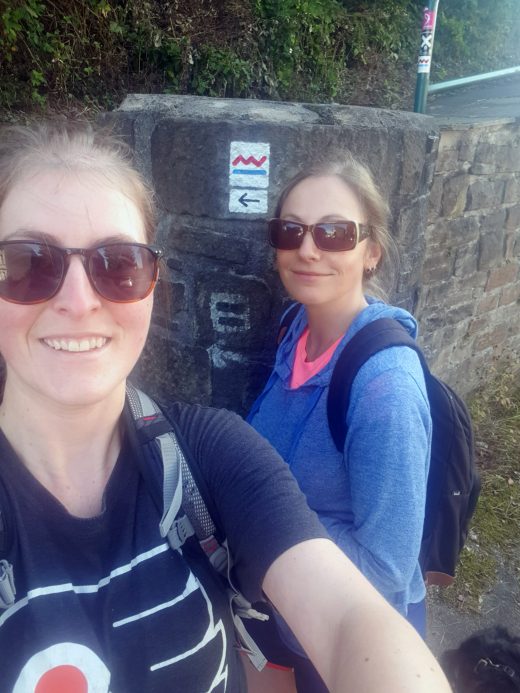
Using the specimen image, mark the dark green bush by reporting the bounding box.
[0,0,519,115]
[433,0,520,80]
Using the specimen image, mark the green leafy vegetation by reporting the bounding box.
[438,370,520,612]
[1,1,519,116]
[434,0,520,81]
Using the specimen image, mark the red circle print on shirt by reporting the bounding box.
[13,643,110,693]
[35,665,88,693]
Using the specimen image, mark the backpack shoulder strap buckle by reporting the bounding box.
[0,559,16,610]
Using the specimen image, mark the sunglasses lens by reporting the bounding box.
[314,223,357,251]
[268,220,303,250]
[0,242,63,304]
[89,244,158,302]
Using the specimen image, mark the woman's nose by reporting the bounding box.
[297,228,321,260]
[52,256,102,315]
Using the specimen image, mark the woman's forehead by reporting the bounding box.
[0,168,147,245]
[281,174,364,220]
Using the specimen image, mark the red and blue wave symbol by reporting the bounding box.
[231,154,267,176]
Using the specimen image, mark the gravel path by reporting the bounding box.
[427,551,520,658]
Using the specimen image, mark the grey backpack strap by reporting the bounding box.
[0,560,15,610]
[126,383,268,671]
[127,383,228,569]
[126,384,194,549]
[0,482,15,610]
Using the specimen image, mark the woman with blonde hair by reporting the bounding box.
[248,156,431,690]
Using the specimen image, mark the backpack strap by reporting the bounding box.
[126,383,228,572]
[328,318,424,451]
[0,560,15,610]
[125,383,268,670]
[0,482,16,610]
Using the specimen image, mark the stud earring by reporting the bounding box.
[364,265,377,278]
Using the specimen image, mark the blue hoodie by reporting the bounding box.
[248,298,431,615]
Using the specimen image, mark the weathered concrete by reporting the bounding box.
[104,95,438,412]
[104,95,520,410]
[416,118,520,392]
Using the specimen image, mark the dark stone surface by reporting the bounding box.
[110,95,520,403]
[113,95,436,409]
[466,179,505,212]
[478,226,506,270]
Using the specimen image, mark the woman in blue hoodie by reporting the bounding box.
[247,156,432,690]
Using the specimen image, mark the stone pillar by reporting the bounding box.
[103,95,437,412]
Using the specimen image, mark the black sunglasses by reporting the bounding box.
[0,241,163,305]
[268,218,370,252]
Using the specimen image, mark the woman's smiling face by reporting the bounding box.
[276,174,381,312]
[0,168,154,409]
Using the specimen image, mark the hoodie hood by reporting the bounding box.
[273,297,419,387]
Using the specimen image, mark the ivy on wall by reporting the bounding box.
[0,0,518,114]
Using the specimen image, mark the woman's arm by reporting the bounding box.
[329,358,431,597]
[264,538,451,693]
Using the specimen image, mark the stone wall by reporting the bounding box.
[105,95,438,413]
[415,119,520,393]
[104,96,519,412]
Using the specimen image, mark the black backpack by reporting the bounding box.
[278,305,481,586]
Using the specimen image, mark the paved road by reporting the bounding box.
[426,72,520,122]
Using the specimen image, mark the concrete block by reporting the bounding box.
[436,146,460,173]
[441,173,470,217]
[423,279,473,306]
[475,142,520,173]
[504,179,520,205]
[420,311,449,332]
[397,199,429,245]
[438,129,462,152]
[466,315,490,337]
[473,324,509,353]
[421,249,454,283]
[470,163,498,175]
[478,227,506,270]
[505,231,520,260]
[500,283,520,307]
[458,128,480,162]
[477,292,500,313]
[479,208,507,233]
[445,215,480,245]
[428,176,443,220]
[424,221,451,248]
[443,301,475,326]
[505,205,520,230]
[454,241,478,276]
[466,179,505,212]
[486,264,519,291]
[478,209,506,269]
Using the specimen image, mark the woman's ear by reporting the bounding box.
[364,240,382,271]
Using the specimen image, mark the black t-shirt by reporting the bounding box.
[0,400,326,692]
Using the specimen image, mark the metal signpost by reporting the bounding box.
[414,1,440,113]
[413,3,520,112]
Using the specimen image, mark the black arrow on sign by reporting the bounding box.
[239,192,260,207]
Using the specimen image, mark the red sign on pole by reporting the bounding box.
[422,8,436,31]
